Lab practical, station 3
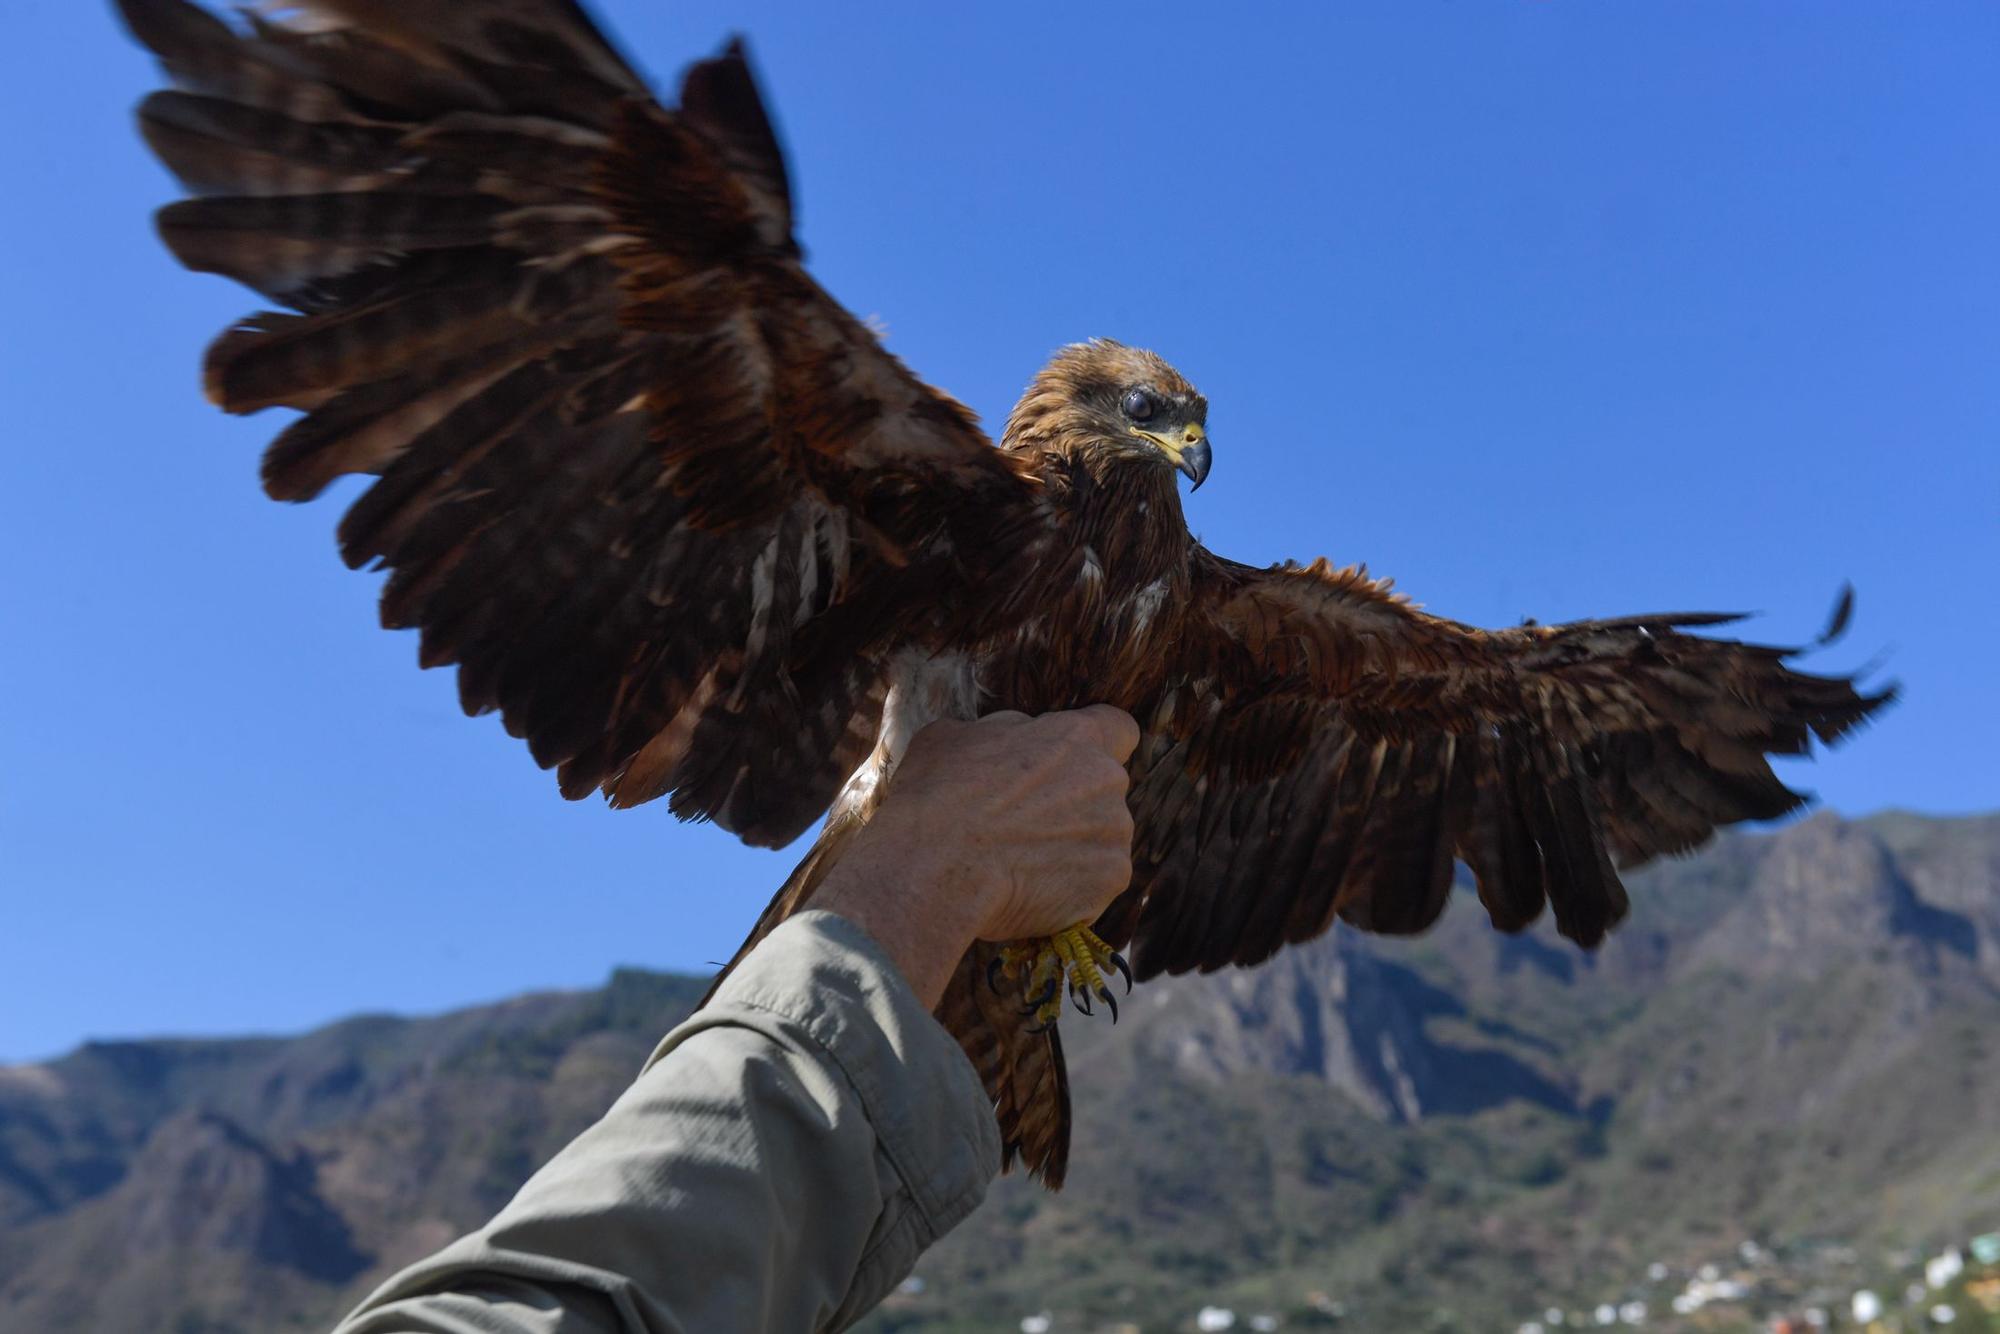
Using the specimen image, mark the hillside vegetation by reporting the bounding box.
[3,813,1995,1333]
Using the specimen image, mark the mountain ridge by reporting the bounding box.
[4,811,1996,1333]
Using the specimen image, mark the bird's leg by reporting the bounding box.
[987,925,1133,1031]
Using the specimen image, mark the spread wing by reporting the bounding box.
[1106,551,1891,978]
[120,0,1051,846]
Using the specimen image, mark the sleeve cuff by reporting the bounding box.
[644,909,1002,1242]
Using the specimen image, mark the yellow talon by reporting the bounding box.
[988,923,1131,1029]
[1052,926,1104,1002]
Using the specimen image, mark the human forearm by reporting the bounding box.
[329,912,1000,1334]
[809,833,979,1011]
[328,705,1138,1333]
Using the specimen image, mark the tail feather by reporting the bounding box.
[938,945,1073,1188]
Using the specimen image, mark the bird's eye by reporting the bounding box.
[1122,390,1156,422]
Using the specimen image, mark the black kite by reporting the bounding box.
[118,0,1889,1186]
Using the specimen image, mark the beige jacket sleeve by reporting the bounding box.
[330,910,1002,1334]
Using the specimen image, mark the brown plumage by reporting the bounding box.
[120,0,1891,1189]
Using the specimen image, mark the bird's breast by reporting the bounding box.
[976,559,1187,718]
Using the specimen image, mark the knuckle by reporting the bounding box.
[1048,710,1091,740]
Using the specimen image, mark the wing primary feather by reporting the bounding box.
[1817,582,1857,646]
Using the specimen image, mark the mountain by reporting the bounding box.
[3,812,1996,1333]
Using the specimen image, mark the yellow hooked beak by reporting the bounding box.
[1134,423,1212,489]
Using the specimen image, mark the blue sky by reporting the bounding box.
[3,2,1995,1062]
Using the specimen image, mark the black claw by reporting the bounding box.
[1022,977,1058,1013]
[1097,986,1119,1024]
[1070,985,1093,1018]
[1108,951,1134,994]
[986,955,1007,994]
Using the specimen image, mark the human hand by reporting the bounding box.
[812,705,1139,1008]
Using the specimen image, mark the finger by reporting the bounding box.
[1068,703,1141,763]
[975,709,1032,726]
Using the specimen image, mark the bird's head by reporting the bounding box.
[1003,340,1211,490]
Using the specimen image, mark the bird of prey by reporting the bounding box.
[120,0,1888,1187]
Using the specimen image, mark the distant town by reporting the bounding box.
[961,1227,2000,1333]
[1506,1229,2000,1334]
